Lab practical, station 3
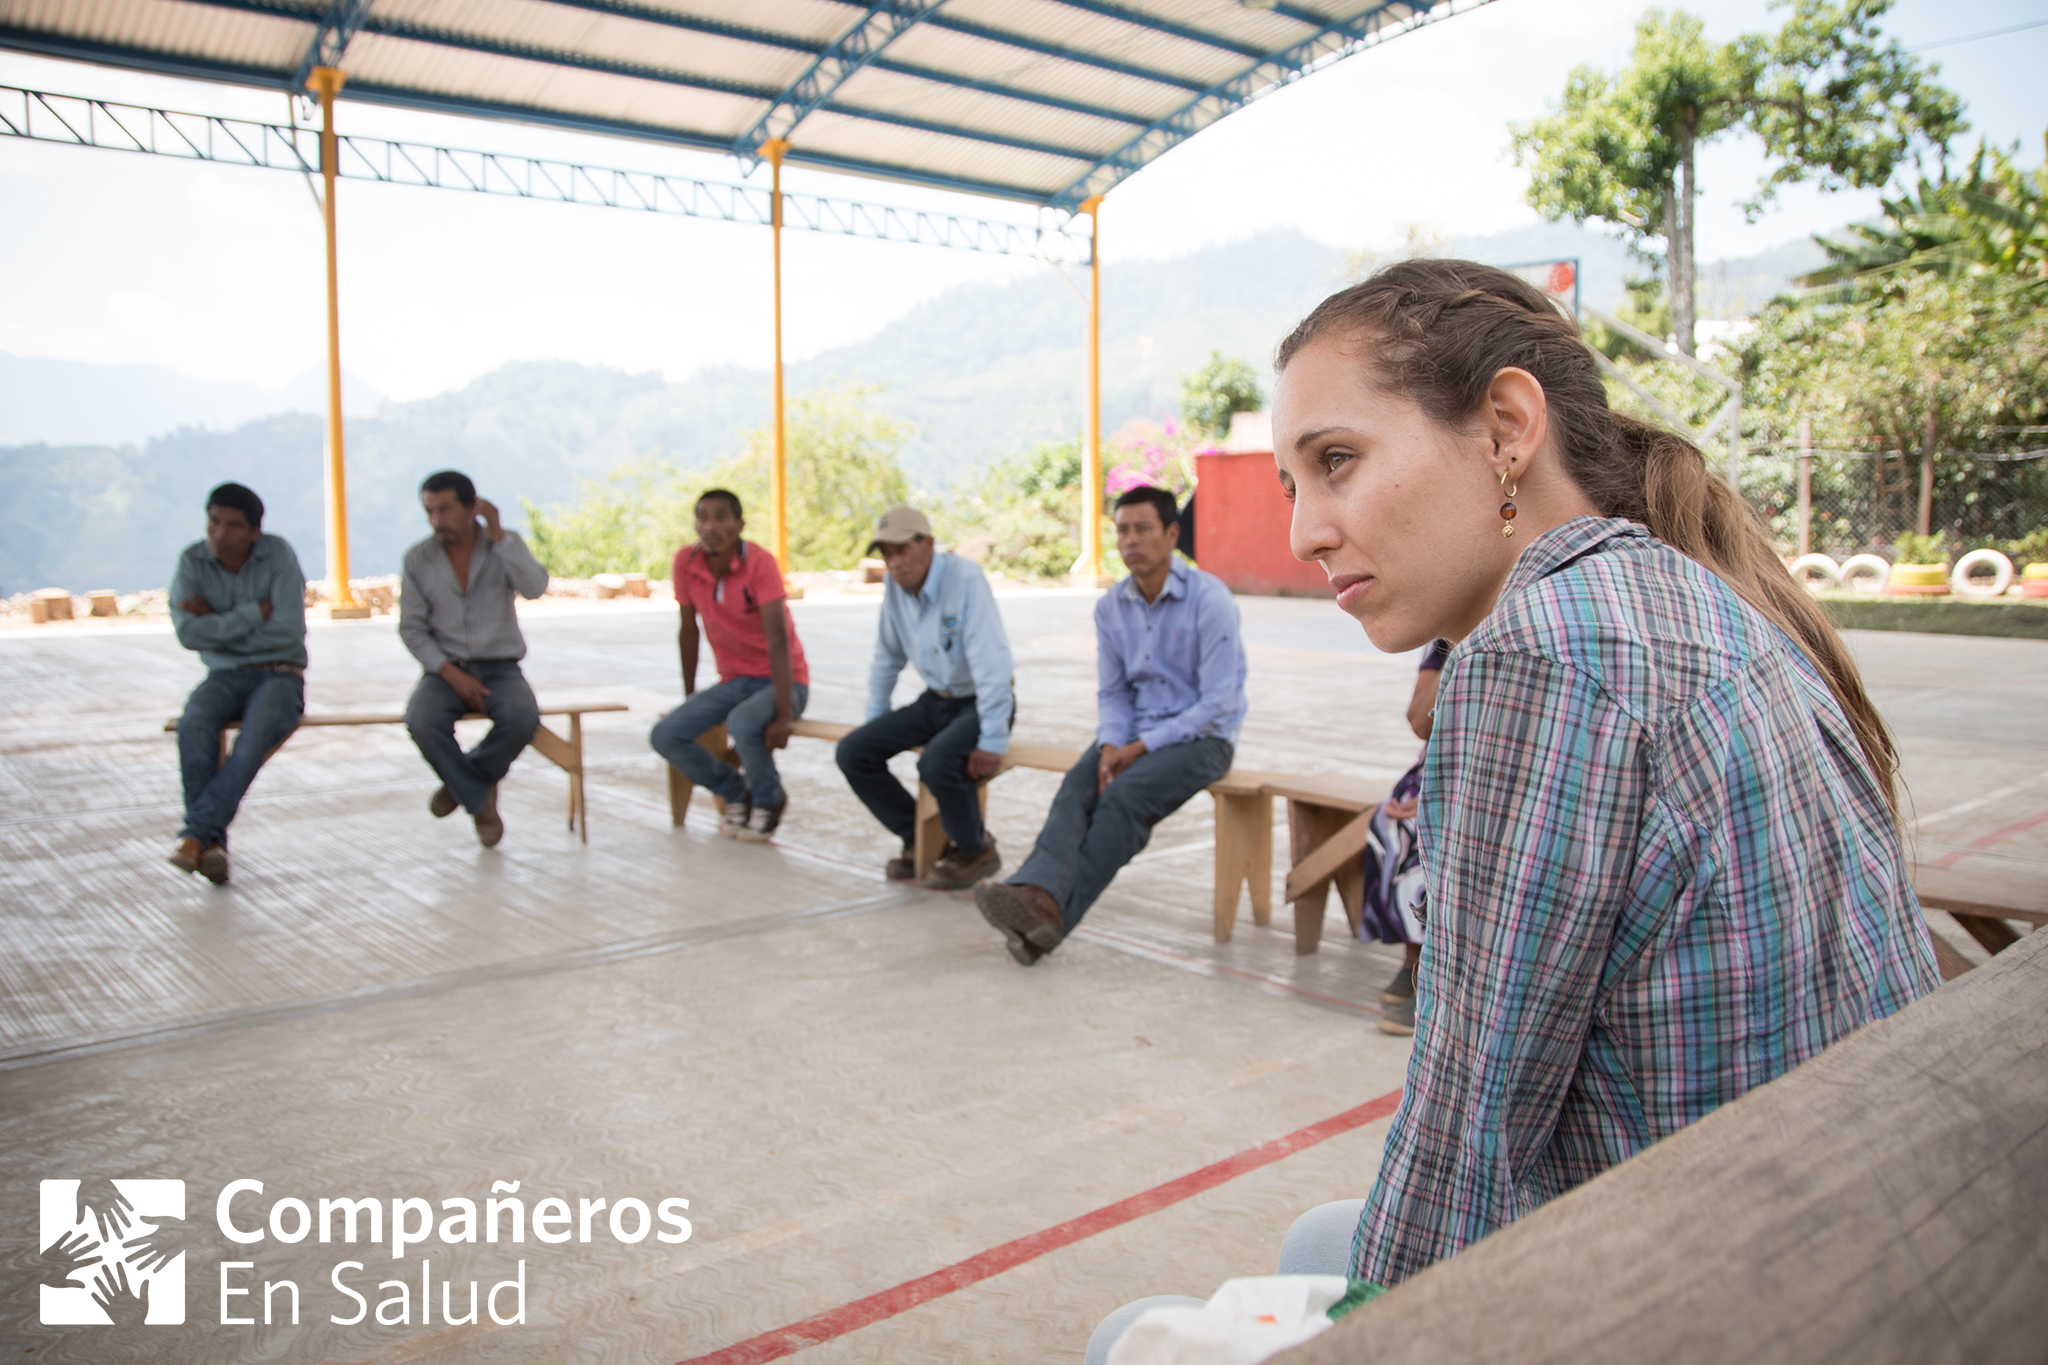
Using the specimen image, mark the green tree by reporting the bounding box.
[1178,351,1265,441]
[939,438,1125,581]
[1513,2,1962,355]
[524,382,912,577]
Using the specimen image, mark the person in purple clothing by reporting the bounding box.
[974,486,1247,966]
[1085,260,1936,1360]
[1357,637,1447,1036]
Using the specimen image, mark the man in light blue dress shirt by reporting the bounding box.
[836,505,1015,889]
[976,487,1247,965]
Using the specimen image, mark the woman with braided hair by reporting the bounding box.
[1083,261,1937,1361]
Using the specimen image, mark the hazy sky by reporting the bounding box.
[2,0,2041,401]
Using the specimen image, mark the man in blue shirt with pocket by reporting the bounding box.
[836,505,1014,889]
[167,482,308,884]
[976,487,1247,965]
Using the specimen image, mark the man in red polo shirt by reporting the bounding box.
[649,489,809,841]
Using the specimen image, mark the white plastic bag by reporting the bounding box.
[1105,1275,1352,1365]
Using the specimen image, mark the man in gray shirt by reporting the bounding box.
[399,469,548,847]
[169,482,308,884]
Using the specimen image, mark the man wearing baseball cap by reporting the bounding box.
[835,505,1014,888]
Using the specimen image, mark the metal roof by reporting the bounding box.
[0,0,1481,210]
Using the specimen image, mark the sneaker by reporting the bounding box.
[975,882,1065,966]
[1379,993,1416,1037]
[474,786,505,849]
[197,843,230,885]
[167,838,201,876]
[884,848,916,880]
[1381,965,1415,1006]
[734,802,783,843]
[429,786,458,819]
[923,836,1001,890]
[719,794,753,839]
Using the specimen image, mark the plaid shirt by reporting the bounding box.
[1355,516,1938,1285]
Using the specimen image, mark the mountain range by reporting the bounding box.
[1,223,1824,593]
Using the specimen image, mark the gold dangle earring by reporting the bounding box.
[1498,462,1519,539]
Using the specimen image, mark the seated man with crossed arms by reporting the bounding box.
[975,486,1247,964]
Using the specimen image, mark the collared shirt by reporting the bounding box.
[865,552,1014,754]
[672,539,809,685]
[1095,558,1247,751]
[1356,516,1938,1287]
[398,530,549,673]
[169,534,309,671]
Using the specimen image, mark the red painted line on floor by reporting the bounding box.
[1930,806,2048,868]
[674,1087,1406,1365]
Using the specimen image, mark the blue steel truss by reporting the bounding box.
[0,0,1497,209]
[1050,0,1493,211]
[0,86,1094,264]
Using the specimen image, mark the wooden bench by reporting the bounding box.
[1913,858,2045,979]
[163,703,628,841]
[1261,773,1389,956]
[1277,925,2048,1365]
[665,718,1280,933]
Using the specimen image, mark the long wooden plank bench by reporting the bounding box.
[1913,858,2045,978]
[163,704,628,841]
[1276,924,2048,1365]
[666,717,1279,936]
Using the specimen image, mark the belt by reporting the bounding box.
[237,662,305,676]
[932,688,972,700]
[452,658,520,668]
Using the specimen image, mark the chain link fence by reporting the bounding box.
[1736,433,2048,559]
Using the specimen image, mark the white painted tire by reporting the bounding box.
[1839,554,1891,594]
[1951,549,2014,598]
[1787,553,1842,593]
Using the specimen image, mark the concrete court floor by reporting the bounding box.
[1,589,2041,1364]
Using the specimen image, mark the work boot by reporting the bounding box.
[975,881,1065,966]
[168,837,201,876]
[924,836,1000,890]
[735,802,783,843]
[474,786,505,849]
[197,843,230,885]
[719,793,753,839]
[430,786,458,819]
[884,846,916,880]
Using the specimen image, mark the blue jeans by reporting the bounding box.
[835,690,988,856]
[176,668,305,848]
[1082,1200,1368,1365]
[404,661,540,815]
[1012,736,1234,931]
[650,676,809,810]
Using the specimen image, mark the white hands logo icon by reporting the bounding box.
[39,1179,187,1325]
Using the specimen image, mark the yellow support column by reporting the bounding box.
[762,139,800,598]
[309,66,368,619]
[1076,195,1108,585]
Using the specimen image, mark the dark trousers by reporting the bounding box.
[176,668,305,847]
[404,661,540,815]
[1012,737,1234,931]
[836,690,988,856]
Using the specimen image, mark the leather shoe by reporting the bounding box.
[884,847,916,880]
[430,787,458,819]
[974,881,1064,966]
[167,837,201,875]
[923,837,1000,891]
[474,786,505,848]
[197,843,230,885]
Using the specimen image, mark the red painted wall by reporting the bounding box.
[1192,450,1331,597]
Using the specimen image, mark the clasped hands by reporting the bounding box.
[1097,739,1146,792]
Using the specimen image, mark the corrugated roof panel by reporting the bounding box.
[885,24,1189,120]
[942,0,1251,88]
[794,106,1083,196]
[0,0,312,71]
[833,65,1137,155]
[372,0,811,95]
[345,33,766,141]
[0,0,1473,205]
